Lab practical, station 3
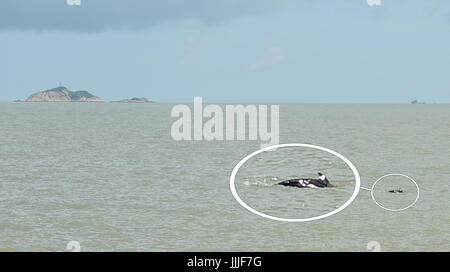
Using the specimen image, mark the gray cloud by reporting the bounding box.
[3,0,450,33]
[0,0,286,32]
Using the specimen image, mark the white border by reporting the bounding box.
[370,173,420,212]
[229,143,361,222]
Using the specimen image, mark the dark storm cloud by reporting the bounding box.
[0,0,284,32]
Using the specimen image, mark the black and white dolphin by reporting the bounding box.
[277,172,332,188]
[388,188,404,193]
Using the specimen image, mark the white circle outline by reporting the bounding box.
[370,174,420,212]
[229,143,361,222]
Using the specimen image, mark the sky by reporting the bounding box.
[1,0,449,103]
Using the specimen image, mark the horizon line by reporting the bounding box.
[1,101,448,104]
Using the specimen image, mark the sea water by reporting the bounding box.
[0,103,448,251]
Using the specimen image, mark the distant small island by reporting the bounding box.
[16,87,104,102]
[112,97,154,103]
[411,100,426,104]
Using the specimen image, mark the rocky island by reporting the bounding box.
[112,97,154,103]
[20,87,104,102]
